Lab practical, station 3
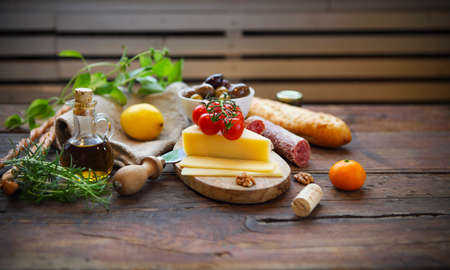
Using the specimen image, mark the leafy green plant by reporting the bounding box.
[4,47,183,130]
[4,144,112,208]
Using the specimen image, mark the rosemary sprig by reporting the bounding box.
[4,144,112,208]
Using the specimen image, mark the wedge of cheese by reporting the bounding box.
[182,125,271,161]
[181,165,282,177]
[179,156,274,172]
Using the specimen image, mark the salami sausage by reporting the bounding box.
[245,116,310,167]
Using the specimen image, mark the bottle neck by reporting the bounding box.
[72,101,97,142]
[73,113,96,139]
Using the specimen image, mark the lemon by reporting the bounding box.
[120,103,164,141]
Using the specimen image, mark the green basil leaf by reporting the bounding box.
[26,99,49,118]
[109,87,127,106]
[152,58,173,77]
[90,72,107,89]
[128,67,153,78]
[128,67,144,78]
[168,59,183,84]
[152,49,163,63]
[114,72,129,86]
[139,54,151,67]
[138,81,165,95]
[4,114,23,129]
[94,82,114,95]
[73,73,91,90]
[136,76,157,84]
[28,117,37,130]
[35,106,55,120]
[59,50,83,59]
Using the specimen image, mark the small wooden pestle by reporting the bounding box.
[112,156,165,195]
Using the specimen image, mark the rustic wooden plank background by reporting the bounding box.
[0,0,449,104]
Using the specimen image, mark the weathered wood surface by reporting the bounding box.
[0,104,449,269]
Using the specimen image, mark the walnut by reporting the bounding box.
[294,172,314,185]
[236,173,255,187]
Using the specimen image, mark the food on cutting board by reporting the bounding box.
[291,183,323,217]
[179,100,281,178]
[249,97,352,148]
[182,125,270,162]
[192,100,244,139]
[245,116,310,167]
[329,159,366,191]
[120,103,164,141]
[236,173,256,187]
[180,156,274,172]
[183,74,251,100]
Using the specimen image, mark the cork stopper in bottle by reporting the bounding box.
[74,88,93,104]
[73,88,94,116]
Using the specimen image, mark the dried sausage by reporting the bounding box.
[246,116,310,167]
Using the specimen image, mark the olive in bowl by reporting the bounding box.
[178,87,254,122]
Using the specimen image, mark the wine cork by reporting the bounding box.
[74,88,93,104]
[291,183,323,217]
[73,88,94,116]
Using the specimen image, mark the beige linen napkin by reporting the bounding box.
[55,82,190,167]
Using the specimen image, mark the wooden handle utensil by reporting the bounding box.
[112,156,165,195]
[111,148,186,196]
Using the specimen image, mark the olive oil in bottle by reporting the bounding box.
[60,88,114,180]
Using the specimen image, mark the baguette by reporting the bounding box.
[249,97,351,147]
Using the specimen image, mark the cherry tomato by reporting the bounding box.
[235,110,244,121]
[222,117,244,140]
[192,104,207,125]
[198,113,222,135]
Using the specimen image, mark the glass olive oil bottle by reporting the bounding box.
[60,88,114,180]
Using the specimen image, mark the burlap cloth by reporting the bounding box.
[55,82,190,167]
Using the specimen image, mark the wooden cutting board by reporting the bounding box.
[173,141,291,204]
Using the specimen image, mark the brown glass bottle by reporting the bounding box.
[60,139,114,179]
[60,88,114,180]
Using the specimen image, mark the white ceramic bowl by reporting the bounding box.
[178,87,255,121]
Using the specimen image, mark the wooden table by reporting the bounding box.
[1,104,449,269]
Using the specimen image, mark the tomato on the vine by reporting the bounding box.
[235,110,244,121]
[222,117,244,140]
[192,104,207,125]
[198,113,222,135]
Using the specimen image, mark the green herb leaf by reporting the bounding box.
[94,82,114,95]
[168,59,184,84]
[152,58,173,77]
[35,106,55,120]
[109,87,127,106]
[28,117,37,130]
[128,67,153,79]
[128,67,145,78]
[4,145,112,208]
[136,76,157,84]
[26,99,49,118]
[4,114,23,129]
[114,72,129,86]
[90,72,107,90]
[72,73,91,90]
[151,48,163,63]
[138,80,165,95]
[139,54,151,67]
[59,50,83,59]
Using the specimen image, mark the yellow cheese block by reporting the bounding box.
[182,125,271,161]
[181,165,282,177]
[179,156,274,172]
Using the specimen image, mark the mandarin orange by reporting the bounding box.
[329,160,366,191]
